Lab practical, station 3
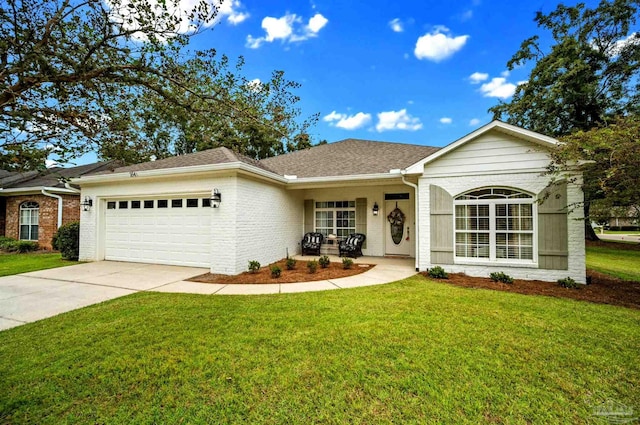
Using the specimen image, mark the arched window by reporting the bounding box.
[19,201,39,241]
[454,188,536,263]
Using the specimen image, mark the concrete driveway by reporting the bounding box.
[0,262,207,331]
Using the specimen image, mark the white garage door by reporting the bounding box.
[105,197,211,267]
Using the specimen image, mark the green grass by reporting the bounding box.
[0,252,79,276]
[586,244,640,281]
[603,230,640,234]
[1,277,638,424]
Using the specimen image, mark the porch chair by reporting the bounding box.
[339,233,366,258]
[301,232,324,256]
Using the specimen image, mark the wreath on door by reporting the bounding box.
[387,204,405,245]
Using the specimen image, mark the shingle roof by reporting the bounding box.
[1,161,121,190]
[102,147,276,175]
[259,139,440,178]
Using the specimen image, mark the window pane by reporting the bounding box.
[131,201,141,209]
[521,204,533,216]
[107,202,116,209]
[31,209,38,223]
[172,199,182,208]
[19,225,28,240]
[202,198,211,207]
[118,201,128,209]
[186,198,198,208]
[31,226,38,240]
[158,200,168,208]
[144,200,154,208]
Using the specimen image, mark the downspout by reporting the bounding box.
[401,171,420,271]
[41,188,63,229]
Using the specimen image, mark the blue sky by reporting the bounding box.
[185,0,580,148]
[72,0,629,166]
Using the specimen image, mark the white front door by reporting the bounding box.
[385,196,413,256]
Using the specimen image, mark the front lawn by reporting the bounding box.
[0,252,78,277]
[586,241,640,281]
[1,276,638,424]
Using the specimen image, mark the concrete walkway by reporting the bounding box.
[0,257,416,331]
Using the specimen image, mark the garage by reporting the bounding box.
[104,197,212,267]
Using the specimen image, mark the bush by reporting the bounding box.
[248,260,261,273]
[286,258,297,270]
[307,260,318,273]
[427,266,448,279]
[342,257,353,270]
[558,277,579,289]
[270,265,281,278]
[16,241,39,253]
[490,271,514,284]
[318,255,330,268]
[52,222,80,260]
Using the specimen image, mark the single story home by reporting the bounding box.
[76,121,587,283]
[0,162,119,249]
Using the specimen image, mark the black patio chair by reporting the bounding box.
[339,233,366,258]
[301,232,324,256]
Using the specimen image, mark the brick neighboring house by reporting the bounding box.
[0,162,120,249]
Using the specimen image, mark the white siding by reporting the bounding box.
[422,130,551,178]
[417,172,586,283]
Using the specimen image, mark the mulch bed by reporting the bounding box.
[189,259,375,284]
[423,271,640,310]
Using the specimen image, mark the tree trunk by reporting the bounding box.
[584,202,600,241]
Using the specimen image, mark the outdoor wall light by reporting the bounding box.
[210,189,222,208]
[372,202,379,216]
[81,196,93,212]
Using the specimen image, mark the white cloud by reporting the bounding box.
[469,118,481,126]
[439,117,452,124]
[219,0,249,25]
[323,111,372,130]
[479,77,516,99]
[376,109,423,132]
[108,0,223,41]
[460,9,473,21]
[307,13,328,33]
[246,12,328,48]
[45,159,60,168]
[469,72,488,84]
[414,27,469,62]
[389,18,403,32]
[246,78,263,91]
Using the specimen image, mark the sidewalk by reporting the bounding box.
[153,256,417,295]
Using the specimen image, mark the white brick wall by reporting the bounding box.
[417,172,587,283]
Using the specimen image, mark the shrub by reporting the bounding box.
[318,255,330,268]
[558,277,579,289]
[270,265,281,278]
[342,257,353,270]
[248,260,261,274]
[286,258,297,270]
[52,222,80,260]
[16,241,38,253]
[307,260,318,273]
[490,271,514,284]
[427,266,448,279]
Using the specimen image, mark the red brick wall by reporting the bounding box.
[4,194,80,250]
[0,197,6,237]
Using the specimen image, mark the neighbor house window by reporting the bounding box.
[454,188,535,263]
[19,201,39,241]
[315,201,356,238]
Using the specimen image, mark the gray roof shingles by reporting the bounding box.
[1,161,120,189]
[102,147,276,175]
[260,139,440,178]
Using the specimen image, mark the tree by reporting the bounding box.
[1,0,316,169]
[102,52,317,163]
[550,114,640,221]
[490,0,640,239]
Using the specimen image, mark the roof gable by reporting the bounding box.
[405,120,558,174]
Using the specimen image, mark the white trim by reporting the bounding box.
[404,120,559,174]
[41,188,63,229]
[0,186,78,195]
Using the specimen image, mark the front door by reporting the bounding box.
[385,194,413,256]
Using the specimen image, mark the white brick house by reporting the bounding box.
[76,121,587,283]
